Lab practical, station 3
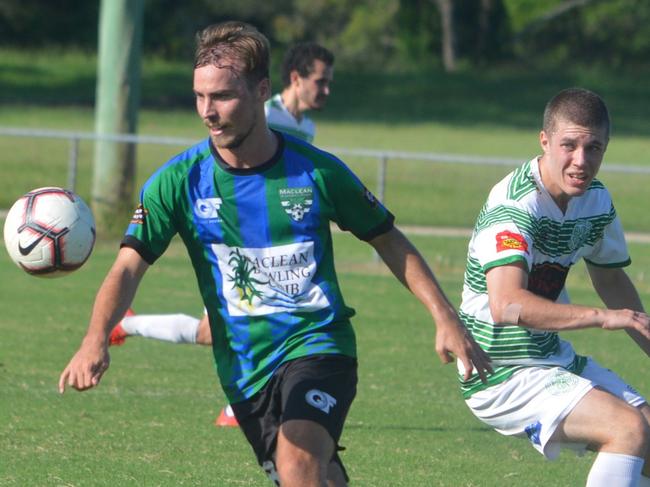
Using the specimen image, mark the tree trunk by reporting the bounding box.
[433,0,456,72]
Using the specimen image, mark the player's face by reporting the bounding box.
[295,59,333,111]
[539,117,608,211]
[193,63,269,150]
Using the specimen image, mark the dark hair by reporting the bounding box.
[543,88,610,137]
[280,42,334,88]
[194,21,270,87]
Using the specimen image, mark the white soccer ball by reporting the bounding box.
[3,187,96,278]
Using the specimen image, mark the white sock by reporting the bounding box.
[121,314,200,344]
[586,452,644,487]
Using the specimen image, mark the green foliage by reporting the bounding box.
[3,0,650,71]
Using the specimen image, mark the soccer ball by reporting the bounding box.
[3,187,96,277]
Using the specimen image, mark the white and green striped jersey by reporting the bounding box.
[459,157,630,398]
[265,93,316,143]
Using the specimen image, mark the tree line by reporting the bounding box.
[2,0,649,71]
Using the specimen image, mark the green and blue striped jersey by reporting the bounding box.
[459,157,630,398]
[123,132,393,402]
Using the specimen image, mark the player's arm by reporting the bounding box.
[58,247,149,393]
[486,262,650,342]
[368,227,492,382]
[587,263,650,357]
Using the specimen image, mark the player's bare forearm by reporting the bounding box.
[369,227,492,380]
[487,263,650,343]
[369,227,455,318]
[58,248,149,393]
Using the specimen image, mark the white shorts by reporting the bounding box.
[465,358,646,459]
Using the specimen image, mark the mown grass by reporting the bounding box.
[1,48,649,485]
[2,231,649,486]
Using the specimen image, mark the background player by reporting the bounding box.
[459,87,650,486]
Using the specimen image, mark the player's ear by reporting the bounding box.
[257,77,271,101]
[539,130,550,153]
[290,69,301,86]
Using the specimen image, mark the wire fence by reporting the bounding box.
[3,125,650,200]
[2,126,650,238]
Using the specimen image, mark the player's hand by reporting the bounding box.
[58,340,110,393]
[435,321,492,384]
[602,309,650,340]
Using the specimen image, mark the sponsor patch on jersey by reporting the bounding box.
[130,204,148,225]
[194,197,223,220]
[212,240,330,317]
[363,187,378,208]
[495,230,528,253]
[528,262,569,301]
[279,187,313,222]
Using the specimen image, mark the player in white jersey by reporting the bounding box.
[108,43,336,426]
[460,87,650,486]
[264,42,333,143]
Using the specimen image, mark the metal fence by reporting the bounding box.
[3,126,650,204]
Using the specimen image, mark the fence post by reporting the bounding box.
[67,137,80,192]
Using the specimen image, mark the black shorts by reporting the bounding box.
[230,354,358,482]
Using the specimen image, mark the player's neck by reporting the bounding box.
[215,127,278,169]
[280,89,304,122]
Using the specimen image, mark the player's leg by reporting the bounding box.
[552,388,647,486]
[275,355,356,487]
[552,388,648,455]
[637,404,650,484]
[231,355,356,486]
[276,419,338,486]
[114,311,203,344]
[194,313,212,345]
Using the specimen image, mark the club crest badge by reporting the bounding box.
[568,219,593,250]
[279,187,313,222]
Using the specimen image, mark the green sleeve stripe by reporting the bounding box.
[584,257,631,268]
[482,254,528,273]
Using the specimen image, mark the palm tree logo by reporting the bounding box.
[227,248,268,305]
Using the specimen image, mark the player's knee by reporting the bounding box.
[275,448,327,486]
[615,406,650,454]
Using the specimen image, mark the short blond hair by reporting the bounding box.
[194,21,269,87]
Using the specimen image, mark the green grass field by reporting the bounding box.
[1,48,650,486]
[1,232,649,486]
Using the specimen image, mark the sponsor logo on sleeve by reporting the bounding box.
[130,204,148,225]
[363,187,378,208]
[495,230,528,253]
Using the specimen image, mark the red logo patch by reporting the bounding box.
[496,231,528,253]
